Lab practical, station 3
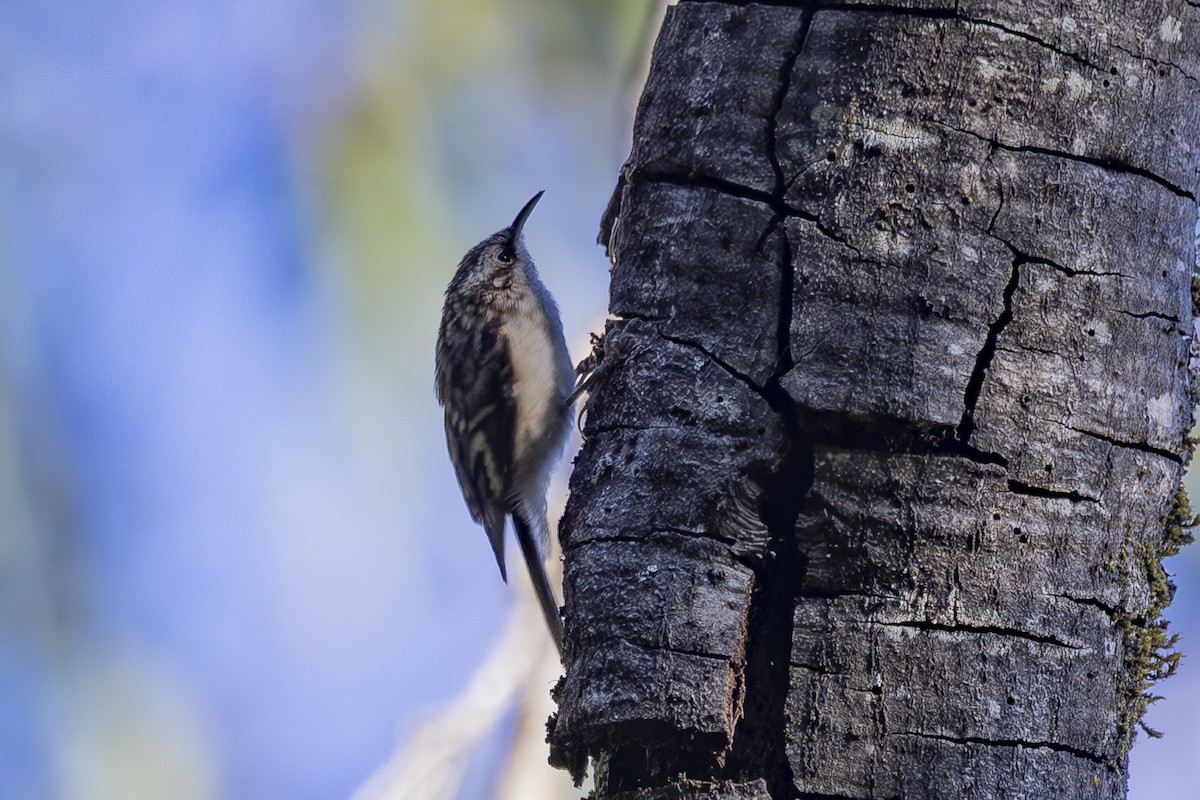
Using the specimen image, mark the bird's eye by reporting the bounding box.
[496,248,513,264]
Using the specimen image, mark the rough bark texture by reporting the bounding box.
[550,1,1199,798]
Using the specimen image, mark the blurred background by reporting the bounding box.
[0,1,1195,798]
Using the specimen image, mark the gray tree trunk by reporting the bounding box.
[549,2,1199,798]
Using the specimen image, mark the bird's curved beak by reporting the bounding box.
[508,190,544,242]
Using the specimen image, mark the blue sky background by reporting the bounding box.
[0,1,1195,798]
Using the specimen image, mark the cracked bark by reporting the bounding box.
[550,1,1199,798]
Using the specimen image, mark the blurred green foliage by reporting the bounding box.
[320,0,655,318]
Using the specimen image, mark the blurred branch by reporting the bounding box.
[351,575,565,800]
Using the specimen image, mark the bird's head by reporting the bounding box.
[450,191,544,295]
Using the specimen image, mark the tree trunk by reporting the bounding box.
[549,2,1199,799]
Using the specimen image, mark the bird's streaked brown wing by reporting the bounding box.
[435,309,515,580]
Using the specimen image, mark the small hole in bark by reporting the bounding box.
[905,183,915,193]
[993,512,1001,520]
[967,98,977,107]
[1110,66,1118,75]
[1103,79,1110,88]
[1007,696,1016,705]
[871,685,883,695]
[716,395,724,403]
[1087,328,1095,336]
[1044,464,1053,473]
[846,731,860,742]
[826,150,836,162]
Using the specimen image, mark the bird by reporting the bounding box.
[434,191,573,659]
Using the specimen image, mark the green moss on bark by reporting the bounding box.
[1117,486,1196,747]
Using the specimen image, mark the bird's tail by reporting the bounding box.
[512,510,565,660]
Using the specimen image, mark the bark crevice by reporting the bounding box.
[1110,41,1200,86]
[1050,592,1121,619]
[660,332,772,397]
[985,236,1124,280]
[893,730,1111,767]
[873,619,1085,651]
[629,169,859,253]
[961,15,1106,72]
[1066,426,1184,463]
[721,17,816,798]
[957,256,1020,446]
[1006,479,1099,504]
[1111,308,1182,324]
[937,121,1195,200]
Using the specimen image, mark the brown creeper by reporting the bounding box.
[434,191,573,658]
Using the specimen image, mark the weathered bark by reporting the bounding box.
[551,1,1199,798]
